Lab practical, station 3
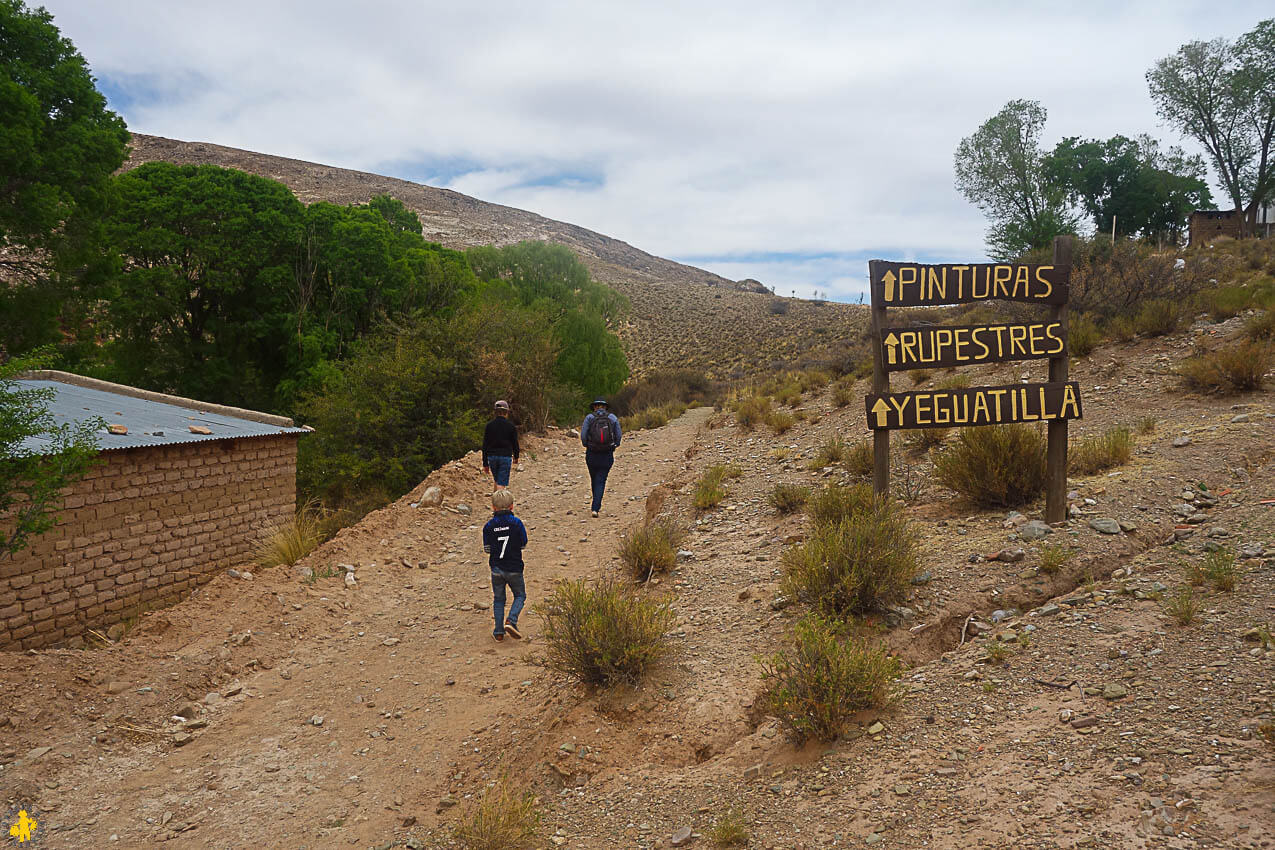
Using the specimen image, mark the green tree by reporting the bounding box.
[0,351,100,558]
[97,162,304,411]
[1045,134,1212,243]
[0,0,129,352]
[953,99,1077,260]
[1147,19,1275,231]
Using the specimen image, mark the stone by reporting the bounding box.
[1089,518,1121,534]
[1103,684,1128,700]
[992,548,1026,563]
[867,721,885,735]
[226,569,240,579]
[383,637,400,646]
[172,732,192,747]
[223,682,243,697]
[420,486,443,506]
[1231,413,1250,423]
[865,834,883,845]
[240,571,253,581]
[185,719,208,730]
[1021,520,1053,540]
[1038,603,1062,617]
[310,715,324,726]
[677,549,694,561]
[1071,716,1098,729]
[670,826,693,846]
[106,681,128,694]
[910,571,933,586]
[1118,520,1137,533]
[743,763,763,781]
[176,703,201,720]
[203,692,222,705]
[1172,436,1192,447]
[344,572,357,588]
[1239,543,1266,559]
[456,503,472,515]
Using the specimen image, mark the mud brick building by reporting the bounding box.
[1189,203,1275,246]
[1,372,307,650]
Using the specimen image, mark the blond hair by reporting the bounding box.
[491,490,514,510]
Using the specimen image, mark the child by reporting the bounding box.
[481,489,528,641]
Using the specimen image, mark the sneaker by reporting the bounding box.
[493,632,504,642]
[591,510,599,518]
[504,622,522,639]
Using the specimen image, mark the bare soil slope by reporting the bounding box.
[124,134,865,378]
[2,313,1273,849]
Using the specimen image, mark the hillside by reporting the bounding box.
[124,134,866,378]
[2,311,1272,848]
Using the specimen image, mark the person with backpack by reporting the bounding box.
[581,398,621,517]
[481,400,520,490]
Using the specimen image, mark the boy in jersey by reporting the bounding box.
[482,489,529,641]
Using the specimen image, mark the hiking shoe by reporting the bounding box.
[591,510,599,518]
[504,622,522,639]
[493,632,504,642]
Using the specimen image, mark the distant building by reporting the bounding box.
[1189,201,1275,246]
[1,371,307,650]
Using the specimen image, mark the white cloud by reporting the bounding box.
[44,0,1271,300]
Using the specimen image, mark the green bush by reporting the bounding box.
[934,424,1047,507]
[694,464,741,510]
[1202,549,1238,592]
[1038,542,1072,576]
[1069,313,1101,357]
[1069,426,1133,475]
[758,616,900,743]
[1201,285,1252,321]
[707,808,750,846]
[619,519,685,580]
[732,394,771,430]
[536,578,674,686]
[783,497,919,615]
[767,410,796,434]
[807,482,875,529]
[1178,340,1271,394]
[769,483,811,514]
[1132,299,1180,337]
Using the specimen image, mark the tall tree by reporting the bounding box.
[1045,134,1212,243]
[953,100,1077,260]
[1147,19,1275,231]
[0,0,129,352]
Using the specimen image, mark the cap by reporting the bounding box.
[590,398,608,408]
[494,400,510,410]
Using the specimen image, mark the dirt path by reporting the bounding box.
[6,408,710,848]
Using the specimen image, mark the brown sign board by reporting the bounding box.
[882,322,1066,371]
[869,260,1069,307]
[864,381,1082,431]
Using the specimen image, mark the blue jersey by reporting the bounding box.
[482,510,528,572]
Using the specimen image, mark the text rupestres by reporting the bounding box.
[865,381,1082,430]
[869,261,1069,307]
[882,322,1065,370]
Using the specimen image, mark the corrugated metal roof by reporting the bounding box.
[14,379,309,456]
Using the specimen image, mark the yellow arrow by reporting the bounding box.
[882,270,897,302]
[871,398,891,428]
[883,332,899,365]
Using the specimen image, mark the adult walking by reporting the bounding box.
[581,398,621,517]
[481,400,520,490]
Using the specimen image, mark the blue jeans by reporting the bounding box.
[491,568,526,635]
[487,455,512,487]
[585,451,614,512]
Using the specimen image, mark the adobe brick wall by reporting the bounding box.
[0,435,299,650]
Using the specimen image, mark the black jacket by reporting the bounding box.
[482,416,520,465]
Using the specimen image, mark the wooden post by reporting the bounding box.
[1045,235,1072,523]
[869,265,889,498]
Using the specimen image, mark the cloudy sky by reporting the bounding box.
[42,1,1270,300]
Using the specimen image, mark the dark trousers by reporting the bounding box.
[585,450,614,512]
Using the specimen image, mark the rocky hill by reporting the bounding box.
[124,134,865,378]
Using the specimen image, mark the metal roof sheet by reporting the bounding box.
[14,379,309,456]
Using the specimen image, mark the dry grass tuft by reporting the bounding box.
[536,578,674,686]
[455,775,540,850]
[620,519,685,580]
[707,808,751,846]
[255,502,324,567]
[933,424,1047,507]
[1069,426,1133,475]
[843,439,874,478]
[1178,340,1271,394]
[1163,585,1199,626]
[1039,542,1072,576]
[769,483,811,514]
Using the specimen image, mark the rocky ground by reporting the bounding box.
[1,316,1274,849]
[124,133,865,380]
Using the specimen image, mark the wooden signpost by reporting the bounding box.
[866,237,1079,522]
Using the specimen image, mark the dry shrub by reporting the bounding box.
[807,482,875,529]
[255,501,324,567]
[934,424,1047,507]
[1106,315,1136,342]
[1039,542,1072,576]
[1163,585,1199,626]
[806,436,848,470]
[767,410,796,435]
[536,577,674,686]
[1069,313,1101,357]
[1069,426,1133,475]
[732,394,771,430]
[910,427,949,450]
[611,369,716,416]
[1247,310,1275,341]
[1070,240,1231,320]
[694,464,740,510]
[832,378,855,408]
[783,497,919,615]
[623,401,686,431]
[936,373,971,390]
[455,775,540,850]
[908,368,930,385]
[708,808,751,846]
[769,298,790,315]
[797,369,831,393]
[1203,549,1238,592]
[769,483,811,514]
[1201,285,1253,321]
[1178,340,1271,394]
[1135,416,1157,435]
[620,519,685,580]
[758,615,900,743]
[1132,299,1180,337]
[843,439,874,478]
